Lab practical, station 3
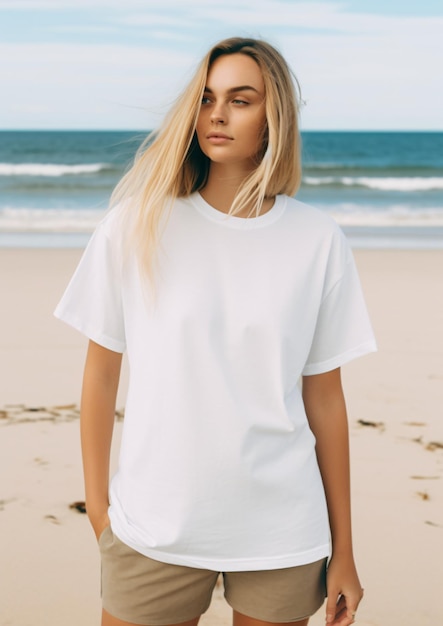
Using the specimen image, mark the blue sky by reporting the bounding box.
[1,0,442,130]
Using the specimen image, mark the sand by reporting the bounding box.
[1,248,442,626]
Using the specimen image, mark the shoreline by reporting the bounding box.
[1,224,443,250]
[1,247,442,625]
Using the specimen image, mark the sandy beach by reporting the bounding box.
[1,247,442,626]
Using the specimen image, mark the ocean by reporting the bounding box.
[1,130,442,248]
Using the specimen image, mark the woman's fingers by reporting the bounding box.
[326,592,363,625]
[326,591,344,623]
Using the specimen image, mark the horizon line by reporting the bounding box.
[1,128,443,133]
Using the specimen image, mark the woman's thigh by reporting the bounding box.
[233,611,309,626]
[102,609,308,626]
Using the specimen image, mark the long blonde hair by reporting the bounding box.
[111,37,302,276]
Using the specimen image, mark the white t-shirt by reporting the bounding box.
[55,192,376,571]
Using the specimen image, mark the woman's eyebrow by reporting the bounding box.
[203,85,260,95]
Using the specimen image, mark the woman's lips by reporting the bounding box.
[206,133,233,144]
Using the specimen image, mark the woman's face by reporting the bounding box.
[196,53,267,169]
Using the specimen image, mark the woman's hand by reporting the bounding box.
[325,553,364,625]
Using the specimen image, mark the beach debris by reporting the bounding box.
[425,441,443,452]
[410,436,443,453]
[410,475,440,480]
[44,514,61,524]
[416,491,430,501]
[0,499,14,511]
[0,498,19,511]
[34,457,49,466]
[115,408,125,421]
[425,520,443,528]
[0,404,124,425]
[356,418,385,431]
[403,421,427,427]
[53,403,77,410]
[69,501,87,514]
[0,405,60,423]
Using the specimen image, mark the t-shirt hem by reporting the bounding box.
[302,339,377,376]
[54,307,126,353]
[112,531,331,572]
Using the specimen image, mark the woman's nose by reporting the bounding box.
[210,103,226,124]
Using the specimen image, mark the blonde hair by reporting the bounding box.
[111,37,302,276]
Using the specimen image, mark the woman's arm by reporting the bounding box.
[80,340,123,540]
[302,368,364,626]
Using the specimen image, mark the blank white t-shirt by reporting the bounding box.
[55,192,376,571]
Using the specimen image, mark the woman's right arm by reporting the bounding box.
[80,340,123,540]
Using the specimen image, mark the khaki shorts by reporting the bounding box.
[99,525,327,625]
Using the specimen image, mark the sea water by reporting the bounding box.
[0,130,442,248]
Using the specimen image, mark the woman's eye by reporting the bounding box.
[201,96,212,104]
[232,99,248,105]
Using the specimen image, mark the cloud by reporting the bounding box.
[277,14,443,130]
[0,0,252,8]
[0,0,144,7]
[0,42,196,128]
[52,25,119,35]
[1,1,442,129]
[117,14,198,29]
[100,2,347,33]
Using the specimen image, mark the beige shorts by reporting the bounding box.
[99,525,327,625]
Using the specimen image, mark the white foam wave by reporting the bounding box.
[0,207,105,232]
[2,205,443,233]
[0,163,109,177]
[326,205,443,227]
[304,176,443,192]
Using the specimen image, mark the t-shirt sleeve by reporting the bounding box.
[54,218,126,353]
[302,242,376,376]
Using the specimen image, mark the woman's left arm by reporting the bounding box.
[302,368,364,625]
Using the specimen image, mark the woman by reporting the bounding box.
[55,37,376,626]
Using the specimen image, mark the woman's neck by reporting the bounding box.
[200,163,273,217]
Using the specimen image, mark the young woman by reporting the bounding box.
[55,37,376,626]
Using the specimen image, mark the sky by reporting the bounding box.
[0,0,442,131]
